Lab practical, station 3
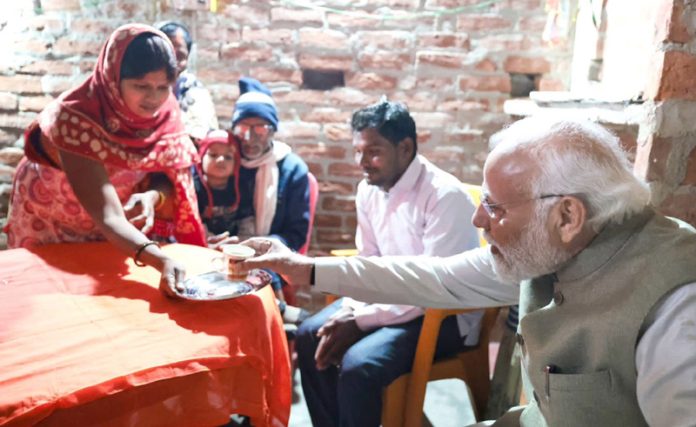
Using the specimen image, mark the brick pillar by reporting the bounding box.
[634,0,696,226]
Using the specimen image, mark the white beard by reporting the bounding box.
[487,204,572,284]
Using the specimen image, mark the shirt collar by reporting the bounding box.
[384,155,422,196]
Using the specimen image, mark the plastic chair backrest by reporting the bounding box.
[298,172,319,255]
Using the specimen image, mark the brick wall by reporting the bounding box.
[0,0,571,251]
[634,0,696,226]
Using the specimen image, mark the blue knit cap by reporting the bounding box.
[231,77,279,130]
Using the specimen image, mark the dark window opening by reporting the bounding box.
[302,69,345,91]
[509,73,540,98]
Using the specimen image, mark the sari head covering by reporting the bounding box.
[23,23,205,245]
[196,130,241,219]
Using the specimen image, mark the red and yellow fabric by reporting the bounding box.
[0,242,291,427]
[6,24,205,248]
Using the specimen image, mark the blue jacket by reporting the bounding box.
[237,152,310,252]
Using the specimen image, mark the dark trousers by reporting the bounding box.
[296,300,465,427]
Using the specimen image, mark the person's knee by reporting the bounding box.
[339,352,381,389]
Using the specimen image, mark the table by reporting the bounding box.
[0,242,291,427]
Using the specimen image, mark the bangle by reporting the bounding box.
[154,191,166,211]
[310,262,316,286]
[134,241,160,267]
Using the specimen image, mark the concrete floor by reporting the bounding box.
[288,369,477,427]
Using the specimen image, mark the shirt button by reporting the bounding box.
[553,291,564,305]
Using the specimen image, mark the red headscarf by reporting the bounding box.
[24,24,205,245]
[196,130,241,218]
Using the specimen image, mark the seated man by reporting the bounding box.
[242,116,696,427]
[158,21,218,142]
[296,100,482,427]
[216,77,310,316]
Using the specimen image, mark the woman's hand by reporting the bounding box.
[124,190,160,234]
[207,231,240,250]
[159,257,186,298]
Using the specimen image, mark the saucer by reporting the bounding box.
[177,269,271,301]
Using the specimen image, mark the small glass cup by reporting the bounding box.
[211,243,256,280]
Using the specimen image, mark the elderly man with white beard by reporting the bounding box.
[240,116,696,427]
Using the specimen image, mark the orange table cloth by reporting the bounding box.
[0,242,290,427]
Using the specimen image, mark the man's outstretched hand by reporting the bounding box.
[240,237,314,285]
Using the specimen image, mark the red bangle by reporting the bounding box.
[134,241,159,267]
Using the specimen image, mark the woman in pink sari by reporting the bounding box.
[6,24,206,297]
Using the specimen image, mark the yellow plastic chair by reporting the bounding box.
[381,307,501,427]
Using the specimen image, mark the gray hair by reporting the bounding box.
[490,116,650,231]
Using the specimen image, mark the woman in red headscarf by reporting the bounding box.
[5,24,206,297]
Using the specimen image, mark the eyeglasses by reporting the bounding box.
[232,123,274,139]
[480,194,567,219]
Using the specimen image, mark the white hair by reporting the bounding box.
[489,116,650,231]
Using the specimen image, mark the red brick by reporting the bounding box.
[249,67,302,85]
[42,76,79,95]
[411,112,454,129]
[0,147,24,166]
[357,51,412,70]
[417,32,470,50]
[0,75,43,95]
[321,195,356,211]
[243,28,294,45]
[0,113,35,130]
[315,214,342,228]
[318,180,355,195]
[459,75,511,93]
[326,13,376,29]
[0,93,18,111]
[14,39,52,55]
[294,143,347,160]
[538,77,565,91]
[0,129,19,145]
[270,7,323,25]
[658,190,696,227]
[399,77,455,91]
[276,122,321,140]
[19,96,54,112]
[220,43,274,62]
[416,51,467,69]
[196,68,242,86]
[20,60,73,76]
[365,0,419,7]
[683,147,696,185]
[198,24,240,44]
[504,56,551,74]
[416,130,432,144]
[328,162,362,178]
[475,58,497,72]
[316,230,355,245]
[518,16,547,32]
[30,17,66,34]
[327,88,378,107]
[634,135,671,181]
[476,34,534,51]
[275,90,327,106]
[299,29,349,50]
[222,5,270,27]
[436,99,488,112]
[390,92,437,111]
[306,161,324,177]
[450,129,485,145]
[53,37,103,57]
[457,14,513,32]
[302,108,351,124]
[298,53,353,71]
[346,73,398,91]
[41,0,80,11]
[198,48,221,63]
[354,31,413,50]
[324,124,352,142]
[649,51,696,101]
[345,215,358,230]
[70,19,114,36]
[655,0,690,44]
[493,0,543,10]
[425,0,483,6]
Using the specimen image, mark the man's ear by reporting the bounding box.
[398,137,415,160]
[554,196,587,244]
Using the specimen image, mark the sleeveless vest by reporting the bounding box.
[514,210,696,426]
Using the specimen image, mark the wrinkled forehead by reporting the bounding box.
[482,149,538,199]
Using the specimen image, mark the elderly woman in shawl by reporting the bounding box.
[5,24,206,297]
